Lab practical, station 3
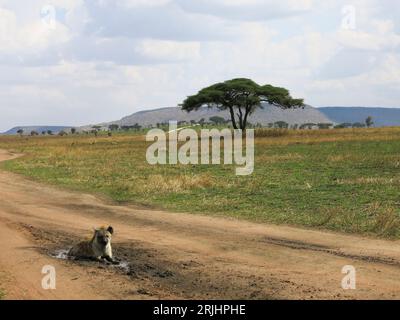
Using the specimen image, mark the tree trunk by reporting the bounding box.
[228,106,238,129]
[237,108,244,129]
[242,106,251,130]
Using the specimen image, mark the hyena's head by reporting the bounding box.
[93,226,114,247]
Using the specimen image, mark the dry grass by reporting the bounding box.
[335,177,400,186]
[143,174,215,194]
[255,127,400,146]
[255,128,290,138]
[258,153,304,163]
[327,154,355,163]
[366,203,400,237]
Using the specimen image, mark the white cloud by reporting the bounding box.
[0,4,71,62]
[176,0,314,21]
[308,52,400,106]
[135,40,201,61]
[337,28,400,51]
[118,0,171,7]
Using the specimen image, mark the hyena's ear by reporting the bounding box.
[107,226,114,234]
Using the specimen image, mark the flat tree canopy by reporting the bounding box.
[181,78,304,129]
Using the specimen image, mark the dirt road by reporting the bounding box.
[0,149,400,300]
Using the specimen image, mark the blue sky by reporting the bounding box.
[0,0,399,131]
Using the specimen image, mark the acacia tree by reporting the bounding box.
[209,116,227,125]
[181,78,304,130]
[108,124,119,131]
[274,121,289,129]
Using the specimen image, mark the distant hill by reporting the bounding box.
[82,104,333,130]
[6,107,398,135]
[2,126,72,135]
[318,107,400,127]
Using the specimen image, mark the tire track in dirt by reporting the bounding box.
[262,237,400,267]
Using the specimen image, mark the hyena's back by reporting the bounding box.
[68,241,94,258]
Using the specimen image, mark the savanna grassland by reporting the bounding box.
[1,127,400,238]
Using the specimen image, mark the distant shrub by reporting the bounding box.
[209,116,227,125]
[274,121,289,129]
[317,123,333,130]
[299,123,317,130]
[366,116,374,128]
[108,124,119,131]
[334,123,352,129]
[352,122,366,128]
